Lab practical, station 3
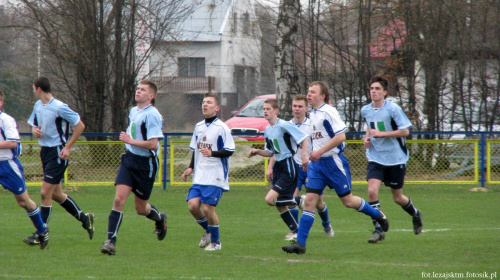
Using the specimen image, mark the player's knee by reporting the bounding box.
[264,197,275,206]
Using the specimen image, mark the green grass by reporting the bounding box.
[1,184,499,279]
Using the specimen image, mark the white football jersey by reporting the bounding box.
[0,112,21,161]
[289,117,312,165]
[189,118,235,190]
[309,103,347,157]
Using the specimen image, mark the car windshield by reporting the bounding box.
[236,98,266,117]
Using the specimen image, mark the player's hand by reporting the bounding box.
[248,149,259,158]
[266,168,273,182]
[369,129,384,138]
[182,167,193,181]
[119,131,131,144]
[309,150,322,162]
[32,126,43,138]
[301,161,309,172]
[363,137,371,149]
[200,148,212,157]
[59,147,70,160]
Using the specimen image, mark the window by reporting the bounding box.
[178,57,205,77]
[232,13,237,33]
[242,12,250,35]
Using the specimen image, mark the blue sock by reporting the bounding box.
[369,200,383,231]
[107,210,123,243]
[27,207,47,234]
[317,204,330,228]
[356,198,380,219]
[208,225,220,244]
[196,217,209,231]
[297,210,315,246]
[288,206,299,225]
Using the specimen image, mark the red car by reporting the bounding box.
[225,94,275,141]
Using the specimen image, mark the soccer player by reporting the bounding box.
[182,93,235,251]
[266,95,333,241]
[0,89,49,249]
[283,81,389,255]
[361,76,422,243]
[23,76,93,246]
[248,99,308,241]
[101,80,167,255]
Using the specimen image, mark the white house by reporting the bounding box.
[150,0,263,127]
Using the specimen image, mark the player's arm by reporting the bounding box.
[248,148,273,158]
[0,140,17,150]
[266,155,275,182]
[364,127,371,149]
[182,152,195,181]
[119,131,159,150]
[299,140,309,171]
[60,121,85,160]
[310,132,346,161]
[369,128,409,138]
[200,148,234,158]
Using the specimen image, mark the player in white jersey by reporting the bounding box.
[266,95,333,241]
[361,76,422,243]
[101,80,167,255]
[0,89,49,249]
[283,81,389,255]
[23,76,93,247]
[249,99,308,242]
[182,93,235,251]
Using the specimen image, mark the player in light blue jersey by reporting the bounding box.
[23,76,93,247]
[249,99,308,242]
[266,95,333,241]
[0,89,49,249]
[182,93,235,251]
[361,76,422,243]
[101,80,167,255]
[283,81,389,255]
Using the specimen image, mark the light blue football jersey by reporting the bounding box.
[28,98,81,147]
[264,118,308,162]
[125,105,164,157]
[361,100,412,165]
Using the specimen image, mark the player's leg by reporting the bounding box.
[316,194,333,237]
[187,186,211,247]
[200,186,223,251]
[101,184,131,255]
[391,188,422,235]
[52,182,93,237]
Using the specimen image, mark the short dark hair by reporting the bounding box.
[264,99,279,109]
[0,88,4,102]
[293,94,307,104]
[308,81,329,103]
[369,76,389,91]
[204,92,220,106]
[139,80,157,105]
[34,76,51,92]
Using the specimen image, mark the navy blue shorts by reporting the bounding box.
[366,162,406,189]
[41,146,67,184]
[295,162,307,191]
[115,152,158,200]
[0,158,27,195]
[272,157,298,203]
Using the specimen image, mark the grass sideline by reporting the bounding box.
[1,183,499,280]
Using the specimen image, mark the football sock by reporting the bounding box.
[288,205,299,224]
[317,204,330,228]
[297,210,315,246]
[402,198,418,216]
[60,196,87,224]
[107,209,123,243]
[294,196,301,205]
[280,209,298,232]
[40,205,52,224]
[196,217,209,231]
[27,207,47,234]
[208,225,220,244]
[146,204,161,222]
[356,198,381,219]
[369,200,383,231]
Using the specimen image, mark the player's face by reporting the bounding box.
[202,96,219,118]
[370,82,387,103]
[263,103,278,122]
[307,85,324,109]
[135,84,154,104]
[292,100,307,119]
[33,85,42,99]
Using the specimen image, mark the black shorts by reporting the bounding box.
[366,162,406,189]
[272,157,298,203]
[41,146,68,184]
[115,152,158,200]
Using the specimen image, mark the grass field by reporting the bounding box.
[1,183,499,280]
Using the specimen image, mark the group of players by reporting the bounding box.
[1,75,422,255]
